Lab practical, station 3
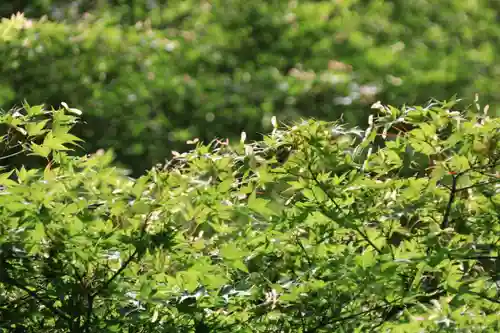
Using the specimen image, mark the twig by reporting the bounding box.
[3,276,72,322]
[82,294,94,333]
[91,248,138,298]
[465,290,500,304]
[91,211,153,297]
[441,175,458,229]
[307,164,341,211]
[0,149,24,160]
[305,160,383,254]
[304,303,389,333]
[318,205,382,255]
[455,178,500,192]
[295,235,313,272]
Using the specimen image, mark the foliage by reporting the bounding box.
[0,99,499,332]
[1,1,500,174]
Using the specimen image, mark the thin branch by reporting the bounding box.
[3,276,72,322]
[465,290,500,304]
[0,149,24,160]
[473,170,499,180]
[356,226,383,255]
[67,260,86,291]
[299,309,307,332]
[66,259,94,331]
[91,211,153,297]
[305,160,383,254]
[441,175,458,229]
[387,219,396,260]
[307,164,341,211]
[82,294,94,333]
[318,204,382,255]
[455,178,500,192]
[304,303,389,333]
[295,235,313,272]
[91,248,138,298]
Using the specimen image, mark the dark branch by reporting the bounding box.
[466,290,500,304]
[91,211,153,297]
[91,248,138,298]
[305,160,383,254]
[82,294,94,333]
[455,178,500,192]
[305,303,389,333]
[3,276,72,322]
[441,175,458,229]
[307,164,341,211]
[317,199,382,255]
[295,235,313,272]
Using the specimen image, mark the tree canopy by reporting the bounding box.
[0,99,498,332]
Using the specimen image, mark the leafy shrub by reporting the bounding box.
[0,98,499,332]
[2,1,500,174]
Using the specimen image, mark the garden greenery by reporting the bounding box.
[0,98,498,332]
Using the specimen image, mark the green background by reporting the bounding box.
[1,0,499,174]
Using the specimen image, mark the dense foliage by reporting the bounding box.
[1,1,500,174]
[0,99,498,332]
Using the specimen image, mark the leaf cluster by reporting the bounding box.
[0,99,498,332]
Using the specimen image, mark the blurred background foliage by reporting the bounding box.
[1,0,499,175]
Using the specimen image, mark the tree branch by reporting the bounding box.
[305,161,383,254]
[441,174,458,229]
[82,294,94,333]
[295,235,313,273]
[91,211,153,297]
[304,303,388,333]
[91,248,138,298]
[307,164,341,211]
[3,276,72,323]
[465,290,500,304]
[455,178,500,192]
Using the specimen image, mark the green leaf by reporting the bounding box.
[203,274,228,290]
[132,175,150,198]
[220,243,247,260]
[449,155,470,173]
[385,150,402,166]
[248,191,277,217]
[24,103,44,116]
[218,178,234,192]
[130,200,150,214]
[232,259,249,273]
[30,223,45,246]
[355,249,376,268]
[409,140,435,155]
[0,170,18,187]
[25,119,49,137]
[43,132,71,151]
[151,308,159,323]
[29,142,51,158]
